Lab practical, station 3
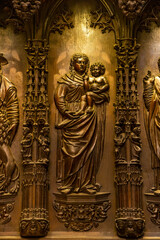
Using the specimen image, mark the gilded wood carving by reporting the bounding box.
[90,1,145,236]
[54,53,111,230]
[114,39,145,239]
[55,54,110,194]
[20,40,49,237]
[1,0,160,238]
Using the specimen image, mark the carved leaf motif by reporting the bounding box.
[49,8,74,35]
[90,8,114,34]
[20,219,49,237]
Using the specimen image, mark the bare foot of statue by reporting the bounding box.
[154,189,160,196]
[95,183,101,192]
[81,184,97,194]
[84,188,97,194]
[58,185,73,194]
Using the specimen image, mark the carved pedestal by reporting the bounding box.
[145,193,160,227]
[53,192,111,231]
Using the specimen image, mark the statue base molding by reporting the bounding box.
[145,192,160,227]
[53,192,111,231]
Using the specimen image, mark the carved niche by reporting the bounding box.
[0,54,20,225]
[90,2,145,236]
[19,2,75,237]
[54,53,111,231]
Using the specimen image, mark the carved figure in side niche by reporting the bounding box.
[54,53,109,194]
[21,127,33,160]
[130,127,142,162]
[77,62,110,114]
[143,61,160,193]
[38,126,49,162]
[114,126,127,161]
[0,54,19,192]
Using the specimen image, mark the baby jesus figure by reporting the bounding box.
[77,62,110,115]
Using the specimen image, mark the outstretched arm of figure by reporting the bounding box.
[54,83,79,119]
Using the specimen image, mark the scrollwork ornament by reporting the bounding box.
[20,219,49,237]
[53,201,111,232]
[49,8,74,35]
[0,203,14,224]
[90,7,115,34]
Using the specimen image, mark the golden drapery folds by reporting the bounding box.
[0,75,19,191]
[55,54,109,194]
[143,68,160,192]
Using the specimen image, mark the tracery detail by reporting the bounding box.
[49,8,74,35]
[90,7,114,34]
[114,39,145,238]
[20,40,49,237]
